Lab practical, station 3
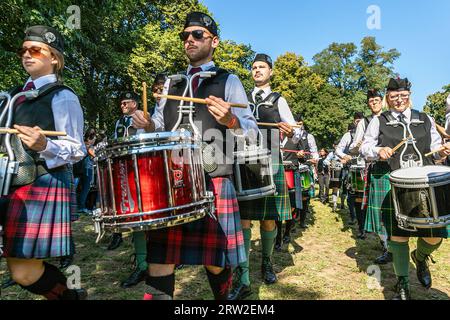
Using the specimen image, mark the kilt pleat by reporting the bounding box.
[146,176,246,267]
[365,162,448,238]
[0,171,74,259]
[238,160,292,221]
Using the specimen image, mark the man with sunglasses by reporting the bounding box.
[131,11,258,300]
[107,91,149,289]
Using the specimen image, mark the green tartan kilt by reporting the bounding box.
[365,162,448,238]
[239,160,292,221]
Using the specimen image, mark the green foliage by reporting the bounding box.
[424,84,450,125]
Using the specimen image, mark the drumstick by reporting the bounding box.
[281,149,311,154]
[425,147,445,157]
[258,122,303,128]
[142,82,148,119]
[0,128,67,136]
[391,135,412,153]
[154,93,247,109]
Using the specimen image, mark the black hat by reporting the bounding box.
[294,113,304,122]
[24,25,64,53]
[153,74,167,86]
[184,12,218,36]
[387,77,411,91]
[120,92,140,103]
[367,89,383,99]
[354,112,364,120]
[253,53,273,68]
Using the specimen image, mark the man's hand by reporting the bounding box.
[439,142,450,157]
[378,147,394,160]
[297,150,305,158]
[278,122,294,138]
[205,96,239,129]
[14,125,47,152]
[132,110,155,132]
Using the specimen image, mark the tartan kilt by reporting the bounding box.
[0,171,74,259]
[361,163,372,211]
[145,176,246,268]
[238,161,292,221]
[365,162,448,238]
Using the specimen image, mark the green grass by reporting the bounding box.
[1,195,449,300]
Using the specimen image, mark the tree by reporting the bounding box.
[424,84,450,125]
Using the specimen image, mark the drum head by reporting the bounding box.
[390,165,450,184]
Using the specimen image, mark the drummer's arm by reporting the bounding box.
[427,115,449,159]
[308,134,319,160]
[349,121,364,156]
[360,117,382,161]
[278,97,300,143]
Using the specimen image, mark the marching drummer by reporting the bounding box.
[0,25,87,299]
[106,91,151,289]
[327,141,342,211]
[229,53,300,300]
[352,89,393,263]
[360,77,450,300]
[335,113,364,226]
[131,11,258,300]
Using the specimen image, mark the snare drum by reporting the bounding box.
[349,164,365,193]
[298,164,312,191]
[93,130,214,234]
[233,146,276,201]
[330,160,342,188]
[390,165,450,231]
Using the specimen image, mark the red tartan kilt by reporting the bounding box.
[145,176,246,268]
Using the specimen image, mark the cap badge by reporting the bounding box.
[44,32,56,44]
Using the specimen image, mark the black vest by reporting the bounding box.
[248,91,282,149]
[364,115,374,131]
[164,67,232,178]
[115,116,137,138]
[378,109,433,170]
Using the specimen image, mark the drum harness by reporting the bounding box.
[168,71,218,221]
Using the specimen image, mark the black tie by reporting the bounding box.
[255,89,264,104]
[398,113,407,124]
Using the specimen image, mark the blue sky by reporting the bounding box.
[201,0,450,110]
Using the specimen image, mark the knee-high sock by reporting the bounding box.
[144,273,175,300]
[133,231,148,271]
[379,234,388,250]
[205,267,232,300]
[388,241,410,279]
[260,226,277,259]
[416,238,442,262]
[275,221,283,244]
[21,262,79,300]
[238,228,251,286]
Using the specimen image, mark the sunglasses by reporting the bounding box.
[17,46,50,58]
[179,30,213,41]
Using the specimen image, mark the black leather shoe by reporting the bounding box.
[392,278,411,300]
[1,277,16,289]
[59,255,74,269]
[374,250,393,265]
[107,233,123,250]
[282,235,291,244]
[261,257,277,284]
[227,283,252,300]
[175,264,184,270]
[120,268,147,288]
[411,249,433,289]
[74,288,88,300]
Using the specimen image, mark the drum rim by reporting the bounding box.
[390,165,450,185]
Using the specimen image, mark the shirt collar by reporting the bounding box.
[390,108,411,120]
[253,86,271,96]
[187,61,215,74]
[25,74,57,90]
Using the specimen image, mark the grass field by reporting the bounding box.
[1,196,449,300]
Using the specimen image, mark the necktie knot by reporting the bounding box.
[16,81,36,106]
[255,89,264,104]
[398,113,407,124]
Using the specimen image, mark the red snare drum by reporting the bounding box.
[283,161,296,190]
[93,130,214,236]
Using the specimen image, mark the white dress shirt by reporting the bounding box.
[251,86,301,144]
[446,94,450,134]
[360,108,442,161]
[23,74,86,168]
[336,131,353,159]
[299,130,319,160]
[151,61,258,140]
